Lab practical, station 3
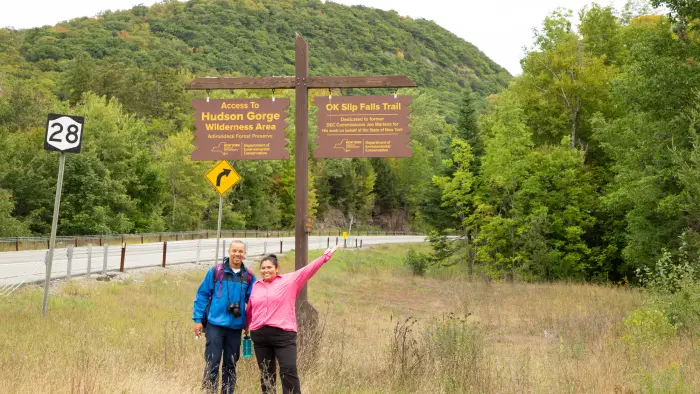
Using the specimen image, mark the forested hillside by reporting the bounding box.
[0,0,509,236]
[428,1,700,282]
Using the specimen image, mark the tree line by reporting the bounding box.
[428,0,700,282]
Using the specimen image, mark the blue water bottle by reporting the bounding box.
[243,335,253,359]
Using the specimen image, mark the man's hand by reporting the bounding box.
[194,323,203,337]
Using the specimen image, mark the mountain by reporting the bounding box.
[5,0,510,119]
[0,0,511,236]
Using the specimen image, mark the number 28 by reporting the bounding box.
[49,122,80,144]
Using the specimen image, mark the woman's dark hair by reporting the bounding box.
[260,254,279,268]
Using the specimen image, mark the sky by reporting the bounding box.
[0,0,635,75]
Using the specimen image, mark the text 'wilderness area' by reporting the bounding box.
[191,98,290,160]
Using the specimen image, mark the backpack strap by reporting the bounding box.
[245,268,253,286]
[243,268,253,303]
[213,264,224,298]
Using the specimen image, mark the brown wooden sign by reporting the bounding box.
[186,35,417,316]
[191,98,290,160]
[313,95,412,158]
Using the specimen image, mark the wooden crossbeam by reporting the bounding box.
[187,75,416,90]
[187,77,296,90]
[307,75,416,88]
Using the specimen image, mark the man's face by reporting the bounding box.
[228,242,245,268]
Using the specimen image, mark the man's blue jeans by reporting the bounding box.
[203,324,242,393]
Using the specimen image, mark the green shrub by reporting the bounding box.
[405,248,430,276]
[636,248,696,294]
[622,307,676,355]
[636,236,700,334]
[651,280,700,335]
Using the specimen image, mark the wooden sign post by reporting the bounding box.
[187,34,415,329]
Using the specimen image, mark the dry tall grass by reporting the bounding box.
[0,244,697,393]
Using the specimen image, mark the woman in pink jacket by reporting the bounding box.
[245,245,340,394]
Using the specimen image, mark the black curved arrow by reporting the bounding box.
[216,168,231,187]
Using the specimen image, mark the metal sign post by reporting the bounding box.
[41,152,65,317]
[205,160,241,264]
[41,113,84,317]
[215,195,223,264]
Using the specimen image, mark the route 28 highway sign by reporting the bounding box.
[44,114,84,153]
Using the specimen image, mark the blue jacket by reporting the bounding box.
[192,260,256,330]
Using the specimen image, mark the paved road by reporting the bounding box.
[0,235,425,288]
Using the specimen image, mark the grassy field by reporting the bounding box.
[0,244,698,393]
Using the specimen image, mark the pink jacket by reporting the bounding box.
[246,251,332,332]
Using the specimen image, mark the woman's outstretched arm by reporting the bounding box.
[290,245,340,293]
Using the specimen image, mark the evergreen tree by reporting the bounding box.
[455,91,484,175]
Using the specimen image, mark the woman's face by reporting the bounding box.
[260,260,279,282]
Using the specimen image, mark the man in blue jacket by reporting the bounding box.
[193,240,256,394]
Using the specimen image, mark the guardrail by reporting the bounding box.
[0,235,427,295]
[0,229,421,252]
